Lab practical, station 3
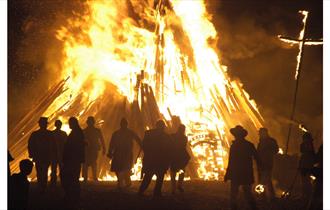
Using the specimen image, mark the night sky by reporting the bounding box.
[8,0,323,153]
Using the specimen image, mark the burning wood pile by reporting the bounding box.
[9,0,264,181]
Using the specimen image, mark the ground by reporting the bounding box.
[27,180,308,210]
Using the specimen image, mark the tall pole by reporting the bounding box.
[284,11,308,155]
[279,11,322,154]
[285,38,306,155]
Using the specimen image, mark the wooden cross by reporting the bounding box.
[278,10,322,154]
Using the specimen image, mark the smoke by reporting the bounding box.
[204,0,322,153]
[215,14,279,60]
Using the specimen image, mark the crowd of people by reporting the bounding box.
[8,116,191,209]
[8,116,322,210]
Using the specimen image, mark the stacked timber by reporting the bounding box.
[8,78,68,174]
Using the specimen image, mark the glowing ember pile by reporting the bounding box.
[9,0,264,181]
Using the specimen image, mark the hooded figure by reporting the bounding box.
[225,125,259,210]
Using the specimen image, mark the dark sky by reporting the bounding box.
[207,0,323,151]
[8,0,323,153]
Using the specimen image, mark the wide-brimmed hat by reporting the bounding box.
[230,125,248,138]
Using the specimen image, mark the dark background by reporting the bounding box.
[8,0,323,153]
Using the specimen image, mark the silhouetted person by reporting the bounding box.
[224,125,259,210]
[9,159,33,210]
[28,117,53,192]
[8,150,14,177]
[170,124,190,194]
[50,120,67,186]
[309,144,322,210]
[138,120,172,197]
[82,116,106,182]
[61,117,85,207]
[108,118,141,189]
[256,127,279,199]
[299,132,315,200]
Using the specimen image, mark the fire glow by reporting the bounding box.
[255,184,265,194]
[10,0,264,181]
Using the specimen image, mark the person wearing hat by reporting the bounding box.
[138,120,172,197]
[224,125,260,210]
[107,118,142,189]
[256,127,279,199]
[299,132,316,200]
[82,116,106,182]
[28,117,53,192]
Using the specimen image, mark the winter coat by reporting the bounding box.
[63,129,85,165]
[83,126,105,164]
[83,127,103,151]
[299,139,315,172]
[108,128,141,172]
[28,129,53,163]
[170,133,190,171]
[225,139,259,185]
[51,129,67,163]
[142,128,172,174]
[257,137,279,171]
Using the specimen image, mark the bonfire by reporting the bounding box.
[9,0,264,181]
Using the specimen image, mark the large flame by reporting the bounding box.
[25,0,263,181]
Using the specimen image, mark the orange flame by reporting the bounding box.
[40,0,264,181]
